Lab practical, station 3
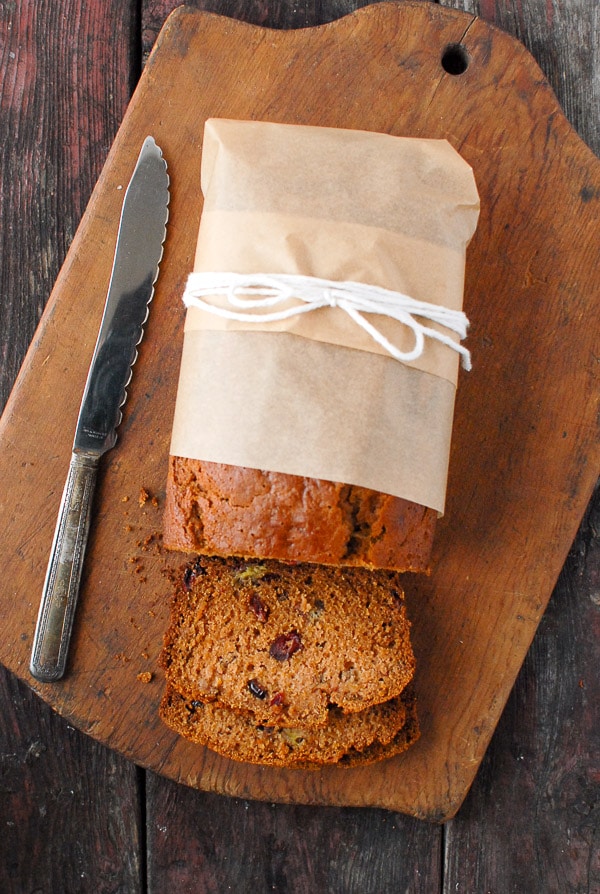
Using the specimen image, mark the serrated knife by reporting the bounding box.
[30,136,170,683]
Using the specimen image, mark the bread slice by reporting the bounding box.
[160,683,419,768]
[159,556,416,728]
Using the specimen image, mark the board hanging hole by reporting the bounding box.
[441,43,470,75]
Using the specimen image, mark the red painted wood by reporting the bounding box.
[0,2,144,892]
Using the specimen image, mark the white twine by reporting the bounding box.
[182,272,471,371]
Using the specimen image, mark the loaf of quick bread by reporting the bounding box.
[164,122,479,572]
[159,121,480,765]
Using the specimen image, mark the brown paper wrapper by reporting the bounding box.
[170,120,479,513]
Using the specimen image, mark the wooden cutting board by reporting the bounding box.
[0,2,598,821]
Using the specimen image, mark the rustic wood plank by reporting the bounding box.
[0,670,145,893]
[0,0,137,409]
[142,0,320,60]
[0,1,144,891]
[138,0,598,885]
[140,0,444,884]
[146,771,443,892]
[140,2,444,889]
[444,486,600,892]
[440,0,600,889]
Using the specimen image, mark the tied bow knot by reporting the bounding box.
[183,272,471,370]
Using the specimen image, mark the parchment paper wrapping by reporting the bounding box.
[170,119,480,513]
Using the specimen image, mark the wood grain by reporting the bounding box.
[0,2,145,892]
[0,671,144,892]
[451,0,600,157]
[445,485,600,890]
[146,774,443,891]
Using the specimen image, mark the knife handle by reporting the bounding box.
[30,452,100,682]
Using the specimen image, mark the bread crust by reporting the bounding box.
[164,457,436,571]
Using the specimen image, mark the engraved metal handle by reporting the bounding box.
[30,452,100,682]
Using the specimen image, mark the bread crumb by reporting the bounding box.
[122,495,129,503]
[137,671,153,684]
[139,487,159,508]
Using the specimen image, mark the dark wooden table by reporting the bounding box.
[1,1,598,891]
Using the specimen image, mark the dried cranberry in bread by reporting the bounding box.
[163,458,436,572]
[159,556,416,728]
[159,685,416,768]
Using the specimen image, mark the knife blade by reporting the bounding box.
[30,136,169,682]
